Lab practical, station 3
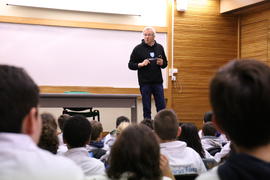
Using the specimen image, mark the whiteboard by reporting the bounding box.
[0,22,167,88]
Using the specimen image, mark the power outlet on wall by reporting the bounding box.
[169,68,178,81]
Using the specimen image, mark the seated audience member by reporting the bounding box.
[87,120,106,159]
[201,122,223,156]
[178,123,215,160]
[100,121,130,164]
[0,65,83,180]
[198,111,213,138]
[140,118,154,130]
[196,59,270,180]
[103,116,130,151]
[57,114,71,146]
[178,123,218,170]
[116,121,130,136]
[38,113,59,154]
[88,124,175,180]
[57,114,71,155]
[199,112,228,145]
[63,115,105,176]
[154,109,206,175]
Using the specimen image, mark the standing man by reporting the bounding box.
[128,26,168,119]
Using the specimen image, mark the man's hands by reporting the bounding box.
[138,58,164,68]
[138,59,150,68]
[157,58,163,66]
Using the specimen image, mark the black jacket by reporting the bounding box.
[128,39,167,85]
[218,153,270,180]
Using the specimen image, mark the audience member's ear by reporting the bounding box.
[21,107,41,144]
[177,126,182,137]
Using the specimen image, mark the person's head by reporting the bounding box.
[140,118,154,130]
[178,123,205,158]
[116,122,130,136]
[154,109,179,141]
[38,113,59,154]
[41,113,57,130]
[202,122,217,137]
[90,120,103,142]
[116,116,130,128]
[63,115,91,148]
[210,59,270,149]
[0,65,40,143]
[57,114,71,132]
[142,26,156,46]
[107,124,161,180]
[203,111,213,123]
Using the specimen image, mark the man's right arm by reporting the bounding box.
[128,48,140,70]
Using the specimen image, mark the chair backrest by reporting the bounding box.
[174,174,198,180]
[63,107,100,121]
[207,146,222,156]
[202,158,218,170]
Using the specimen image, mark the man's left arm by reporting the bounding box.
[157,46,167,69]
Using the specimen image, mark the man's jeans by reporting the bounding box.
[140,83,166,119]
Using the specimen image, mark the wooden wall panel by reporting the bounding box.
[240,9,270,64]
[173,0,238,128]
[241,20,268,62]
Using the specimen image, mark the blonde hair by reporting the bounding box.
[116,122,130,136]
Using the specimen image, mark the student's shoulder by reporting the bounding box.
[195,167,220,180]
[39,148,82,170]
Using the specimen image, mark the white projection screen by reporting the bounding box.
[0,22,168,88]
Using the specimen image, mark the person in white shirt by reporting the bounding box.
[63,115,105,176]
[0,64,84,180]
[87,124,174,180]
[102,116,130,151]
[201,122,223,153]
[154,109,207,175]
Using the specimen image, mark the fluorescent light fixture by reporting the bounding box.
[6,0,142,16]
[176,0,188,11]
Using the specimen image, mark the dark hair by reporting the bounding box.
[202,122,217,136]
[210,59,270,148]
[178,123,205,158]
[140,118,153,130]
[63,115,91,148]
[154,109,178,140]
[38,113,59,154]
[116,116,130,127]
[107,124,161,180]
[90,120,103,141]
[0,65,39,133]
[58,114,71,131]
[203,111,213,123]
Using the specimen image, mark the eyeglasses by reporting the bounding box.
[143,33,154,37]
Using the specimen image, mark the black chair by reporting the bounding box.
[174,174,198,180]
[207,146,222,156]
[62,107,100,121]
